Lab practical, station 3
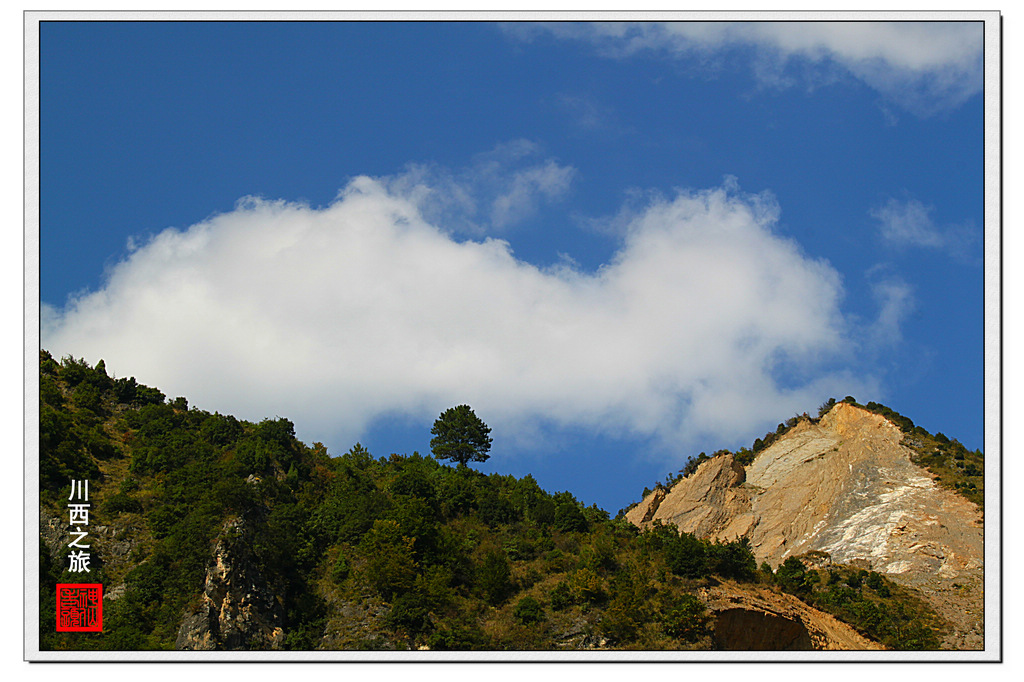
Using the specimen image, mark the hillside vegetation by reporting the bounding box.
[38,352,948,651]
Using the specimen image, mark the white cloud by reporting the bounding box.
[42,171,878,458]
[382,140,576,235]
[490,159,575,229]
[514,21,983,115]
[555,93,611,131]
[872,196,945,248]
[866,266,914,348]
[871,196,980,260]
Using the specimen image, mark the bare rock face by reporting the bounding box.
[175,519,285,651]
[40,510,142,585]
[627,403,985,649]
[700,580,884,651]
[748,405,983,579]
[626,454,755,541]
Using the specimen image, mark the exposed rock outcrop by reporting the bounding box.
[39,509,142,579]
[175,519,285,651]
[701,580,884,650]
[626,403,985,649]
[627,454,755,542]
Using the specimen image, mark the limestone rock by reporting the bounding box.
[39,509,142,576]
[175,518,285,651]
[626,453,754,542]
[627,402,985,649]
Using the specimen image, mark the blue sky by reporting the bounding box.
[38,19,989,513]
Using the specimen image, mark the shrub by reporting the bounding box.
[708,539,757,581]
[549,581,572,611]
[664,532,708,579]
[565,567,605,605]
[386,591,431,636]
[477,550,515,606]
[330,551,350,584]
[360,520,419,600]
[513,596,545,625]
[598,568,651,644]
[553,499,588,533]
[661,594,711,642]
[425,623,488,650]
[103,490,143,515]
[775,556,812,595]
[818,398,837,418]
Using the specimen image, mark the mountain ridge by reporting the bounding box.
[37,351,974,652]
[625,401,984,649]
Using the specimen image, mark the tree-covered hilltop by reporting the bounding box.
[38,351,945,651]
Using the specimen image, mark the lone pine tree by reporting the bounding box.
[430,404,492,467]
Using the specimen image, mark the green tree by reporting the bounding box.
[430,405,492,467]
[661,594,711,642]
[477,549,515,606]
[775,556,813,595]
[513,596,546,625]
[818,397,836,418]
[664,532,708,579]
[708,538,757,581]
[360,520,419,600]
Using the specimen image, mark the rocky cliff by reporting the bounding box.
[626,402,985,649]
[175,518,286,650]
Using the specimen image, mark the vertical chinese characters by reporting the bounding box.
[67,479,90,573]
[56,479,103,632]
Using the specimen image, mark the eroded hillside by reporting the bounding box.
[626,402,984,649]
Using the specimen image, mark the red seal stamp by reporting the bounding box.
[56,583,102,632]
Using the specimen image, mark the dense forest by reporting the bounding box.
[39,351,948,651]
